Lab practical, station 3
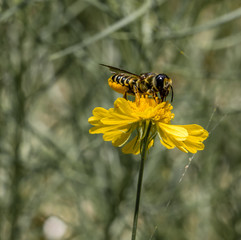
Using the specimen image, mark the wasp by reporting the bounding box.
[100,64,173,102]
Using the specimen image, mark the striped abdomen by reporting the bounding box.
[108,74,137,95]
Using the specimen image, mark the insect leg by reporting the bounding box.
[147,89,160,103]
[153,92,160,103]
[133,85,141,103]
[123,90,134,100]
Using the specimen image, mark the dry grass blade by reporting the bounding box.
[50,0,161,60]
[158,6,241,39]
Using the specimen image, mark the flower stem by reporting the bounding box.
[131,121,152,240]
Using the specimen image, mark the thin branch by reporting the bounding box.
[158,6,241,40]
[50,0,161,60]
[25,121,71,162]
[0,0,33,22]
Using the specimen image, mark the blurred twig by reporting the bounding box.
[25,121,72,162]
[26,56,74,101]
[202,31,241,50]
[158,6,241,39]
[9,68,26,240]
[41,1,89,40]
[0,0,33,22]
[50,0,162,60]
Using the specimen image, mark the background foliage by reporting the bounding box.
[1,0,241,239]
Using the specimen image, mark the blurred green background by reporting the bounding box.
[1,0,241,239]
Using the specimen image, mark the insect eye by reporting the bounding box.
[155,74,170,89]
[155,74,165,89]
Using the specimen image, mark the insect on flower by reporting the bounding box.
[100,64,174,102]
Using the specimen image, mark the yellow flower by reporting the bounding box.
[88,97,208,155]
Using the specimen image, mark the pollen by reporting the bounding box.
[127,96,174,124]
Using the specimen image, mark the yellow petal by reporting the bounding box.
[181,126,209,153]
[101,114,138,125]
[181,124,209,139]
[88,107,109,125]
[122,136,140,155]
[169,137,188,153]
[103,128,131,142]
[121,136,154,155]
[92,107,109,117]
[157,126,176,149]
[89,124,129,134]
[158,123,188,141]
[147,139,154,150]
[182,139,204,153]
[114,98,134,116]
[157,123,208,153]
[160,139,175,149]
[112,131,132,147]
[89,126,104,134]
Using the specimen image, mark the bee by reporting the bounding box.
[100,64,173,102]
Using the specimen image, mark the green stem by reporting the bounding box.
[131,121,152,240]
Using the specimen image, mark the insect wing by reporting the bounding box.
[140,72,156,80]
[100,64,140,78]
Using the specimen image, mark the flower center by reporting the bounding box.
[128,97,174,124]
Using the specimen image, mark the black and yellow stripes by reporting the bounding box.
[108,74,138,95]
[111,74,137,87]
